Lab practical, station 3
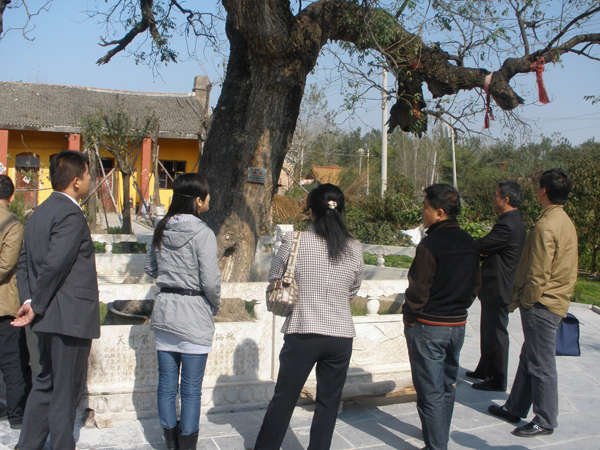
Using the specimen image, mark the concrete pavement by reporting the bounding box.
[1,301,599,450]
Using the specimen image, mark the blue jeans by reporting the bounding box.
[505,304,563,429]
[157,351,208,435]
[405,323,465,450]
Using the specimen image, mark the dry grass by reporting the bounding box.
[271,194,309,225]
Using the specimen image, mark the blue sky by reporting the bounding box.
[1,1,599,146]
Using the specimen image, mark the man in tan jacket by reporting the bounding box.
[488,168,578,438]
[0,174,32,429]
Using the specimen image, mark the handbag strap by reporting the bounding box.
[282,231,301,283]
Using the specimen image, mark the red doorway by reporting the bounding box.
[15,152,40,208]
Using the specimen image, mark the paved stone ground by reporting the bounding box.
[1,301,599,450]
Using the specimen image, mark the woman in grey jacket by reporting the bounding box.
[253,183,364,450]
[145,173,221,450]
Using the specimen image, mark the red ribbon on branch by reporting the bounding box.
[530,56,550,104]
[483,73,494,129]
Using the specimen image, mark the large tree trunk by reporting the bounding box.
[199,4,316,282]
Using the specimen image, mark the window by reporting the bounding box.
[158,160,186,189]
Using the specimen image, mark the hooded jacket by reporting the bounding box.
[145,215,221,347]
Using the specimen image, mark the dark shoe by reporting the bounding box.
[466,370,484,380]
[9,422,22,430]
[178,431,199,450]
[512,421,554,437]
[163,424,179,450]
[472,381,506,392]
[488,405,521,424]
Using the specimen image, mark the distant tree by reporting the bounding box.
[566,158,600,274]
[81,106,158,234]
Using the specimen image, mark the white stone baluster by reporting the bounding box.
[366,296,380,316]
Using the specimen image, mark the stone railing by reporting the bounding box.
[73,279,410,421]
[92,234,152,255]
[93,233,415,287]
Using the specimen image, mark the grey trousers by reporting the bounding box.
[505,304,563,429]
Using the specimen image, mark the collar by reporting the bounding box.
[536,204,564,221]
[55,191,82,210]
[425,218,459,235]
[498,209,520,220]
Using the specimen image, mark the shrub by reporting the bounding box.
[8,193,33,224]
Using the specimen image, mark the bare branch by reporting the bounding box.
[0,0,52,40]
[547,4,600,50]
[509,0,531,55]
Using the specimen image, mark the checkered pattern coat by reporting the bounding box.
[269,229,364,338]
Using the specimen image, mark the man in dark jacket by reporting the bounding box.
[467,181,526,392]
[402,184,481,450]
[12,150,100,450]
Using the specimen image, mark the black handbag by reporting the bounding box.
[555,312,581,356]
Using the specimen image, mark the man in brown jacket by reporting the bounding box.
[489,168,578,438]
[0,174,32,429]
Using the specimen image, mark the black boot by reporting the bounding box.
[163,423,179,450]
[178,431,199,450]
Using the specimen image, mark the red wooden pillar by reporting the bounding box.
[140,138,152,202]
[0,129,8,174]
[67,133,81,151]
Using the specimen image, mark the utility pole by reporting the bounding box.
[431,150,437,185]
[366,148,370,196]
[358,148,364,175]
[381,70,388,198]
[450,124,457,190]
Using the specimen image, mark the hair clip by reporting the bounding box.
[328,200,337,210]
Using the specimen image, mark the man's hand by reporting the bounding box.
[11,303,36,327]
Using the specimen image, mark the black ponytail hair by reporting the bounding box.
[307,183,353,259]
[152,173,210,250]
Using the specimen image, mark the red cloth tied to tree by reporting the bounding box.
[530,56,550,104]
[483,73,494,129]
[413,99,420,118]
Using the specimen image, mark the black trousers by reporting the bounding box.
[474,301,509,389]
[0,316,32,426]
[17,332,92,450]
[254,333,353,450]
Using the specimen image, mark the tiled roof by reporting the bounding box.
[0,80,209,139]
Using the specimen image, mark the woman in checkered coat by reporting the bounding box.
[253,183,364,450]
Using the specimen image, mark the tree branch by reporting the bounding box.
[96,0,160,65]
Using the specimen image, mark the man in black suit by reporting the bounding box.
[12,150,100,450]
[466,181,526,391]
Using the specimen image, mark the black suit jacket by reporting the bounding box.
[17,192,100,339]
[475,209,526,305]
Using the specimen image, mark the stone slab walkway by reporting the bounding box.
[1,301,599,450]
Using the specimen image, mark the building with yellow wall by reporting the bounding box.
[0,77,210,214]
